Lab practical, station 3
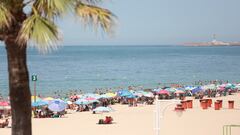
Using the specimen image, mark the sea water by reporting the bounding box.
[1,45,240,96]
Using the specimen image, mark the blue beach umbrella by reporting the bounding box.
[118,90,132,97]
[93,106,113,113]
[48,99,67,112]
[153,88,161,92]
[32,100,48,107]
[192,87,203,94]
[185,86,195,91]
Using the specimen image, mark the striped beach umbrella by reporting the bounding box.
[48,99,67,112]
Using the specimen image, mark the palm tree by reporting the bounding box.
[0,0,116,135]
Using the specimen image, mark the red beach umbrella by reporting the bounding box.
[174,90,185,94]
[0,101,9,106]
[157,90,169,95]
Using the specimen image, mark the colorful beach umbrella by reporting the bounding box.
[99,94,109,99]
[235,85,240,89]
[0,101,10,110]
[32,100,48,107]
[31,96,41,102]
[166,88,177,93]
[118,90,132,97]
[93,106,113,113]
[192,87,203,94]
[43,97,54,101]
[174,90,185,94]
[85,97,97,101]
[105,93,117,98]
[143,92,154,97]
[184,86,195,91]
[75,99,89,105]
[157,90,169,95]
[48,99,67,112]
[153,88,161,92]
[0,101,9,106]
[126,94,136,99]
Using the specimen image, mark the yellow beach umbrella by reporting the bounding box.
[43,97,54,101]
[31,96,41,102]
[105,93,117,97]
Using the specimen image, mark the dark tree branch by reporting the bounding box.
[0,34,5,41]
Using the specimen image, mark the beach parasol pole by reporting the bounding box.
[32,75,38,103]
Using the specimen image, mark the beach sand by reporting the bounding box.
[1,93,240,135]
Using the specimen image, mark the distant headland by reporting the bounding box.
[184,34,240,46]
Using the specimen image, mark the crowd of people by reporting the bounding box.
[0,81,240,128]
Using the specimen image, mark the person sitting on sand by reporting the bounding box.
[0,117,9,128]
[104,116,113,124]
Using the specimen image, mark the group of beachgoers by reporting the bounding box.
[0,81,240,127]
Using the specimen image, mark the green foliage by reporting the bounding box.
[1,0,116,52]
[0,3,13,29]
[33,0,75,19]
[75,2,116,33]
[17,9,60,53]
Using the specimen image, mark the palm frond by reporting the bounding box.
[33,0,74,18]
[0,3,13,28]
[75,2,116,34]
[17,11,60,53]
[80,0,104,5]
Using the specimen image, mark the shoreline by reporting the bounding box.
[1,93,240,135]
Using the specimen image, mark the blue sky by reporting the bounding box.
[1,0,240,46]
[59,0,240,45]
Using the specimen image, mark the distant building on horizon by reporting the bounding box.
[184,34,240,46]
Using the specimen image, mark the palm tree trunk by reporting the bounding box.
[5,38,32,135]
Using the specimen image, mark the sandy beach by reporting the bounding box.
[1,93,240,135]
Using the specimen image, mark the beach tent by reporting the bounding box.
[48,99,67,112]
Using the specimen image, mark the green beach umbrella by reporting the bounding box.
[166,88,177,93]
